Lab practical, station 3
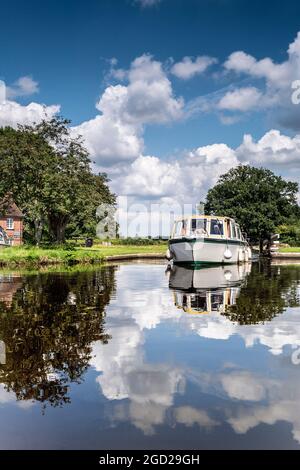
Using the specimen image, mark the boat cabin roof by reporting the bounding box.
[174,215,236,223]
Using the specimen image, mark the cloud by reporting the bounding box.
[73,54,183,167]
[111,127,300,237]
[73,114,143,167]
[218,87,263,112]
[120,54,183,124]
[220,371,268,402]
[116,155,181,198]
[236,129,300,167]
[223,32,300,129]
[113,142,238,205]
[174,406,219,428]
[171,56,217,80]
[7,76,39,99]
[0,100,60,128]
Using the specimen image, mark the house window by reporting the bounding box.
[6,218,14,230]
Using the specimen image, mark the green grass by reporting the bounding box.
[279,247,300,253]
[0,244,167,267]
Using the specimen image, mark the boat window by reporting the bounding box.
[230,222,237,239]
[173,221,182,237]
[211,293,224,311]
[236,225,241,240]
[191,218,207,235]
[210,219,224,236]
[173,220,187,237]
[190,294,207,313]
[226,219,231,238]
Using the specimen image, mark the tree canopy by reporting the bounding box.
[205,165,299,249]
[0,117,116,244]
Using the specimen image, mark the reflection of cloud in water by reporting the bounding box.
[0,384,34,409]
[91,317,184,434]
[221,369,300,445]
[90,263,300,441]
[191,310,300,355]
[174,406,219,429]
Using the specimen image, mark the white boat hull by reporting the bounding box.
[169,238,251,265]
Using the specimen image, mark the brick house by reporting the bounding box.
[0,196,24,246]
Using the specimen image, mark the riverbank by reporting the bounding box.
[279,247,300,253]
[271,247,300,260]
[0,245,167,267]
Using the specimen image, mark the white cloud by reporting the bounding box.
[223,32,300,129]
[236,129,300,166]
[116,155,181,198]
[0,100,60,128]
[171,56,217,80]
[73,54,183,167]
[7,76,39,99]
[218,87,263,112]
[74,115,143,166]
[123,55,183,124]
[111,128,300,237]
[113,142,238,206]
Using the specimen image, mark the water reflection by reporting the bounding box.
[0,267,116,409]
[169,264,251,315]
[1,262,300,449]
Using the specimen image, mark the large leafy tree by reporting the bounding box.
[0,117,116,244]
[205,165,299,251]
[0,125,57,244]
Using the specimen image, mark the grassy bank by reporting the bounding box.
[279,247,300,253]
[0,244,167,267]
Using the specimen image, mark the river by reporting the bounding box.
[0,260,300,449]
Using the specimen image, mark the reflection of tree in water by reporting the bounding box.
[0,267,116,409]
[223,262,300,325]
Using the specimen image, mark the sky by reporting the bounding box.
[1,0,300,235]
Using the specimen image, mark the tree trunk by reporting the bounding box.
[259,238,264,254]
[34,218,44,246]
[48,213,69,244]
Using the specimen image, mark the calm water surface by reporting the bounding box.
[1,260,300,449]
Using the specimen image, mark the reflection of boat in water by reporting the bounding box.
[168,264,251,315]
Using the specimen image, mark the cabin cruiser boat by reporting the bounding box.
[167,215,251,265]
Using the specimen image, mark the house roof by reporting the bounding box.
[0,195,24,218]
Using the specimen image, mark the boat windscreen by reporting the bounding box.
[191,218,207,235]
[210,219,224,236]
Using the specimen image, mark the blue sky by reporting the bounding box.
[1,0,300,132]
[1,0,300,234]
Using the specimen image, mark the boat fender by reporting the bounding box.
[224,249,232,260]
[166,248,173,261]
